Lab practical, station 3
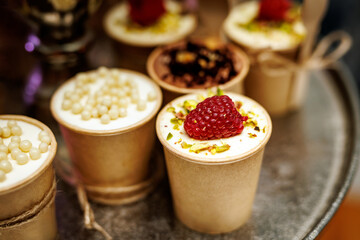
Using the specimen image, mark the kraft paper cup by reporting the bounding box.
[223,3,306,116]
[50,69,162,204]
[147,40,250,104]
[0,115,57,240]
[156,93,272,234]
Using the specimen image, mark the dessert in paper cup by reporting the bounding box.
[103,0,197,71]
[156,91,272,233]
[104,0,197,47]
[0,115,57,240]
[223,0,306,116]
[51,67,162,204]
[147,39,250,104]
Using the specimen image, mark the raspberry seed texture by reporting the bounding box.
[184,95,247,140]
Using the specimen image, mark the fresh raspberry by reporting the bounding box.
[258,0,291,22]
[128,0,166,26]
[184,95,247,140]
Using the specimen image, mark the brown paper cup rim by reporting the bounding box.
[0,115,57,194]
[103,2,197,48]
[146,40,250,94]
[156,93,272,165]
[50,69,162,136]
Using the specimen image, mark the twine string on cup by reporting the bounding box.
[55,152,164,240]
[256,31,352,77]
[0,179,56,228]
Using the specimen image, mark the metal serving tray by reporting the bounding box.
[55,64,360,240]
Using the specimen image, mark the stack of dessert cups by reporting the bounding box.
[156,91,272,233]
[103,0,197,72]
[0,115,58,240]
[50,67,162,205]
[147,39,250,104]
[223,0,307,116]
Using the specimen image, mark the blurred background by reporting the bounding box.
[0,0,359,239]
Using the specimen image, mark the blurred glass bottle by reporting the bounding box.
[22,0,102,65]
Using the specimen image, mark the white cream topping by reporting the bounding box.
[158,93,270,161]
[223,1,306,50]
[104,1,196,46]
[0,120,50,189]
[52,69,159,131]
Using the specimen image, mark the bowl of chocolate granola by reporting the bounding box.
[147,39,250,103]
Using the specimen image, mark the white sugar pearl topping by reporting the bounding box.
[20,140,32,152]
[16,152,29,165]
[29,147,41,160]
[0,160,12,173]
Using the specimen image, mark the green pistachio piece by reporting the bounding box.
[190,143,210,153]
[181,142,192,149]
[183,100,198,111]
[166,133,173,140]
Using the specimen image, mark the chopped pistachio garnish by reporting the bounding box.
[183,100,198,112]
[181,141,192,149]
[166,132,173,140]
[216,88,224,96]
[166,107,175,113]
[248,133,257,138]
[190,143,210,153]
[197,94,205,101]
[173,124,179,130]
[235,101,243,110]
[170,118,183,126]
[215,144,230,153]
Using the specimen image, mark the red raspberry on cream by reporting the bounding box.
[184,95,247,140]
[258,0,291,21]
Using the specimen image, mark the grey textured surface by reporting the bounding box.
[55,67,359,240]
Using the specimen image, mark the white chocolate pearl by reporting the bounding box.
[101,114,110,124]
[16,152,29,165]
[64,90,73,99]
[0,144,8,154]
[137,100,146,111]
[91,109,99,118]
[98,66,108,76]
[131,94,139,104]
[117,90,126,98]
[7,120,17,128]
[70,94,80,102]
[0,152,7,161]
[0,170,5,182]
[119,108,127,118]
[8,142,19,152]
[108,109,119,120]
[2,127,11,138]
[11,148,21,160]
[38,130,49,140]
[147,91,156,101]
[11,136,21,143]
[86,98,96,106]
[118,99,128,108]
[20,140,32,152]
[40,135,51,144]
[39,142,49,153]
[84,105,92,112]
[98,105,108,115]
[29,148,41,160]
[76,73,87,81]
[11,126,22,136]
[62,100,72,110]
[75,88,83,96]
[81,111,91,121]
[102,97,112,107]
[82,85,90,94]
[111,96,118,105]
[71,103,83,114]
[0,160,12,173]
